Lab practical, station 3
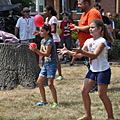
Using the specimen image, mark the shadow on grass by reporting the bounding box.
[107,87,120,92]
[60,102,82,107]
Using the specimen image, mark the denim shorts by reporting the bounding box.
[39,62,58,78]
[85,68,111,85]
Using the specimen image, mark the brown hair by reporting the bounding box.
[91,19,114,43]
[83,0,91,5]
[62,11,69,16]
[42,24,53,38]
[93,2,101,9]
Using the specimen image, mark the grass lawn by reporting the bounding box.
[0,64,120,120]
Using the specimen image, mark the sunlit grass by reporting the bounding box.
[0,64,120,120]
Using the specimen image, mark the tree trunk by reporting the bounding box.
[0,43,41,90]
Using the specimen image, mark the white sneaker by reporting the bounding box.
[56,76,64,80]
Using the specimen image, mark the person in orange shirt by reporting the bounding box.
[71,0,102,69]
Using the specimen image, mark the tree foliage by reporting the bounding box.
[11,0,34,8]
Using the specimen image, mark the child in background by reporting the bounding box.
[58,19,114,120]
[106,12,116,52]
[60,11,73,62]
[44,5,64,80]
[30,24,59,108]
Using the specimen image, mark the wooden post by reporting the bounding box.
[54,0,60,19]
[116,0,120,14]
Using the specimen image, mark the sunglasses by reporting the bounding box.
[24,11,30,13]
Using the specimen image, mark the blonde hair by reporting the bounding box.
[91,19,114,43]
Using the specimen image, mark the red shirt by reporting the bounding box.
[60,20,72,38]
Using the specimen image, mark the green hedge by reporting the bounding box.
[108,40,120,61]
[113,14,120,39]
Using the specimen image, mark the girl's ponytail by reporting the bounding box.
[103,24,114,43]
[91,19,114,43]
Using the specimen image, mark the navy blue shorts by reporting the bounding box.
[85,68,111,85]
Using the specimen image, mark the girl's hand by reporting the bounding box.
[57,44,68,55]
[73,47,82,54]
[32,31,40,36]
[73,47,82,57]
[29,45,37,52]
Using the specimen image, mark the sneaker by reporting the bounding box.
[35,101,48,106]
[51,102,59,108]
[56,76,64,80]
[70,63,74,66]
[90,85,98,92]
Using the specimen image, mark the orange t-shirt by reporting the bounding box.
[78,7,102,47]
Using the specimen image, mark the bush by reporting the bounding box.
[113,14,120,39]
[108,39,120,61]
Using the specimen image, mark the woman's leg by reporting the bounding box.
[70,56,76,65]
[55,42,63,78]
[56,55,62,76]
[98,85,114,119]
[37,76,46,102]
[48,78,57,103]
[77,78,96,120]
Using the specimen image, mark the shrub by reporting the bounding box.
[113,14,120,39]
[108,39,120,61]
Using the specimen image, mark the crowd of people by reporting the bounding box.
[7,0,116,119]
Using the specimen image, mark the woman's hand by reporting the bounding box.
[57,44,68,55]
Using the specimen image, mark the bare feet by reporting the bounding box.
[77,115,92,120]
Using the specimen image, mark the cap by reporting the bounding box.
[22,7,30,13]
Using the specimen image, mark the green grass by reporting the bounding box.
[0,64,120,120]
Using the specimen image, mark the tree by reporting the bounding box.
[0,44,41,90]
[11,0,34,8]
